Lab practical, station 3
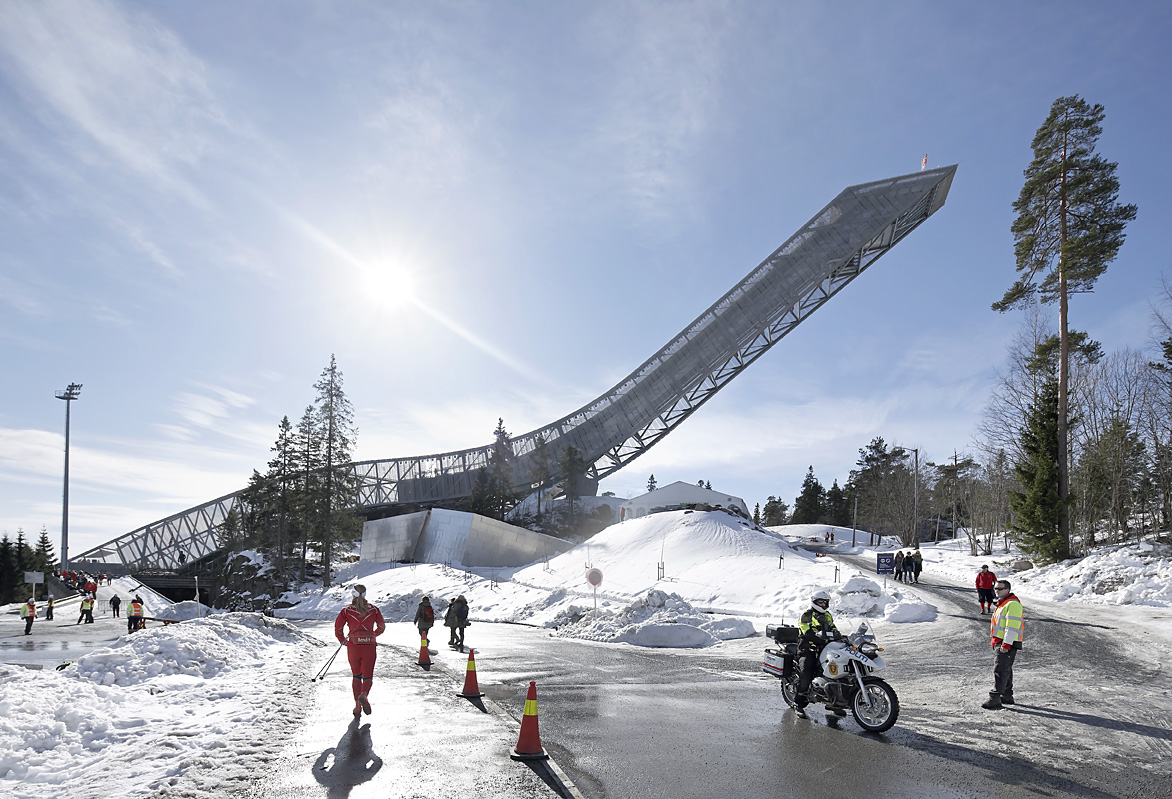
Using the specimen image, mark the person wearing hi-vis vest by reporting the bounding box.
[982,579,1025,710]
[77,594,95,624]
[127,596,145,633]
[334,585,386,717]
[20,597,35,635]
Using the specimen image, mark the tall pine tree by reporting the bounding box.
[791,467,825,524]
[312,355,361,587]
[1010,377,1068,562]
[994,95,1136,556]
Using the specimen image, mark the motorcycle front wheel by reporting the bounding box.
[780,676,800,709]
[851,678,899,733]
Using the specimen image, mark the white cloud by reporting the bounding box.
[0,1,230,200]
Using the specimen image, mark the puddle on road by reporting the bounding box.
[0,640,102,651]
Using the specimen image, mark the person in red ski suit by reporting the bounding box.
[334,584,385,717]
[975,565,998,614]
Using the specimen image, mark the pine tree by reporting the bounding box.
[267,415,296,575]
[0,534,17,604]
[34,526,55,573]
[488,418,516,520]
[531,433,553,520]
[559,445,587,526]
[647,474,657,493]
[761,496,788,526]
[312,355,361,587]
[705,480,712,491]
[825,480,850,527]
[791,467,826,524]
[470,468,494,517]
[753,503,761,525]
[994,95,1137,556]
[294,404,323,582]
[1010,378,1068,562]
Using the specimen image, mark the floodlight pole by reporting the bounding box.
[912,447,919,546]
[55,383,83,571]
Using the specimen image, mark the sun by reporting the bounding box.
[359,262,417,310]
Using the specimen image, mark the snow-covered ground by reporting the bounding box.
[3,508,1170,797]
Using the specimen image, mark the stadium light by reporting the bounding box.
[55,382,82,571]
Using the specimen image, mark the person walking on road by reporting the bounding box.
[334,584,386,717]
[982,579,1025,710]
[21,597,35,635]
[452,594,470,649]
[78,594,95,624]
[46,595,54,621]
[443,598,459,646]
[975,565,998,614]
[110,594,121,617]
[893,551,905,583]
[127,595,145,633]
[413,596,435,642]
[911,549,924,584]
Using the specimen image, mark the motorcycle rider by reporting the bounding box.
[794,590,842,718]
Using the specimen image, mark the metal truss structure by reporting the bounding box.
[74,165,956,569]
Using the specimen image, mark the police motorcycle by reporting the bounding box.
[762,616,900,733]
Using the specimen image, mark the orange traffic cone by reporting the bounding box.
[510,680,548,760]
[418,635,431,666]
[457,648,484,698]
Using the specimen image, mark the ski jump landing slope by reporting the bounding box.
[77,166,957,570]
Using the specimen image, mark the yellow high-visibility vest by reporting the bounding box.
[991,598,1025,646]
[21,603,34,618]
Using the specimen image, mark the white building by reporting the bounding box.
[619,481,750,521]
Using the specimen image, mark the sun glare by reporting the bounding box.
[360,262,417,310]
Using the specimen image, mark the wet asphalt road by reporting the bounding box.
[452,554,1172,799]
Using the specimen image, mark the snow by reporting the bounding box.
[3,507,1171,797]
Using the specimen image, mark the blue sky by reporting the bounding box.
[2,1,1169,556]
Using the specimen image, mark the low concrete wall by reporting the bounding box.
[360,509,573,568]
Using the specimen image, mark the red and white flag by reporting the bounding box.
[921,154,928,171]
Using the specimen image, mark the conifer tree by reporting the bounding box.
[994,95,1136,555]
[488,418,516,520]
[761,496,788,526]
[824,480,850,527]
[34,526,55,572]
[559,445,587,526]
[753,503,761,525]
[647,474,657,493]
[791,467,826,524]
[531,433,553,520]
[1010,378,1068,562]
[0,534,17,604]
[312,355,361,587]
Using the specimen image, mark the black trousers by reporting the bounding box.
[993,646,1018,697]
[24,617,34,635]
[795,651,820,707]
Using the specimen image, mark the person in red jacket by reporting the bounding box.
[975,565,998,614]
[334,584,386,717]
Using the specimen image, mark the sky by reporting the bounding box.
[2,1,1171,557]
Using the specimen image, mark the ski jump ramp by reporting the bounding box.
[75,165,957,570]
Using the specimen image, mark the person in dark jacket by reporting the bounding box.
[452,595,470,648]
[413,596,435,641]
[443,598,459,645]
[911,549,924,583]
[893,551,905,583]
[110,594,121,617]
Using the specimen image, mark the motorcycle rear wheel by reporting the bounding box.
[851,678,899,733]
[780,676,800,709]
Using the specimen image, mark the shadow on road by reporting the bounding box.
[312,717,383,798]
[1009,704,1172,741]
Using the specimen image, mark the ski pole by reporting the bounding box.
[314,642,342,679]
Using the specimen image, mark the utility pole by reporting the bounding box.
[912,447,919,546]
[55,383,83,571]
[851,493,858,547]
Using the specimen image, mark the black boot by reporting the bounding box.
[981,693,1003,710]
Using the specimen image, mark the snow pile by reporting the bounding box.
[1013,545,1172,607]
[71,613,311,687]
[154,600,216,621]
[0,614,318,796]
[549,589,755,648]
[281,512,942,648]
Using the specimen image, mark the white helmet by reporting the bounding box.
[810,590,831,613]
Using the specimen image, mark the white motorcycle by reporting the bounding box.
[762,622,900,733]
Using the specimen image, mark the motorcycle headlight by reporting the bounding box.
[859,642,879,657]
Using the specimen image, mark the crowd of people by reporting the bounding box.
[892,549,923,583]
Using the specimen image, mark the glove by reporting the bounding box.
[999,644,1010,653]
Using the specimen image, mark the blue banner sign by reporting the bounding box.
[876,553,895,575]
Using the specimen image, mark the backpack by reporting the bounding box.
[423,605,434,623]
